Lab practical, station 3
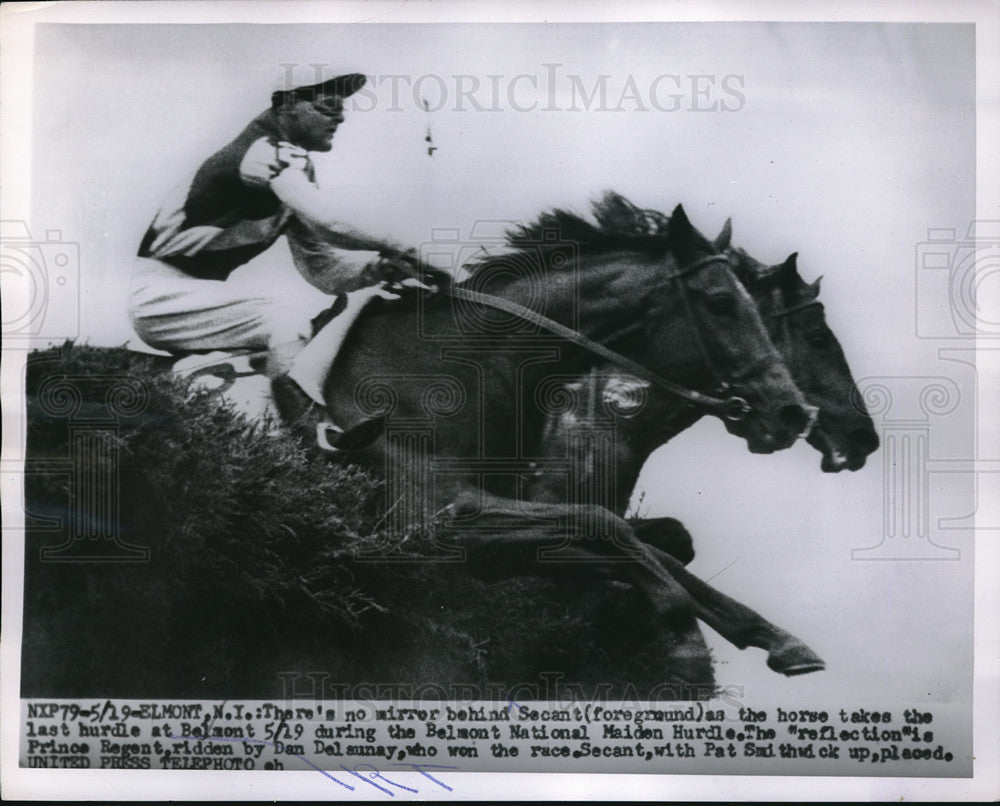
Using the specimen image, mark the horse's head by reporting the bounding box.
[632,205,815,453]
[728,245,879,471]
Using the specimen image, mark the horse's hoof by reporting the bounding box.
[777,660,826,677]
[765,638,825,676]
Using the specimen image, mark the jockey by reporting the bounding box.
[129,73,414,443]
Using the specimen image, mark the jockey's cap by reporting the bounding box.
[271,73,367,109]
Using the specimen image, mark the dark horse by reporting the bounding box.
[530,197,879,520]
[728,240,879,473]
[298,203,826,675]
[520,198,877,670]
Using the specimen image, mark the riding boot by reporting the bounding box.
[266,298,350,448]
[286,283,398,403]
[273,285,399,451]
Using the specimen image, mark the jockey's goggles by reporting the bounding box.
[311,97,345,117]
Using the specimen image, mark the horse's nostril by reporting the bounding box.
[779,404,811,435]
[849,428,880,456]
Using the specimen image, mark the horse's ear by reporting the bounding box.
[777,252,800,288]
[713,218,733,251]
[777,252,822,300]
[668,204,693,246]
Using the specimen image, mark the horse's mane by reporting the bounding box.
[291,190,725,300]
[463,191,682,279]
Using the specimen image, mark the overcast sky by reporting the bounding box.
[26,20,976,706]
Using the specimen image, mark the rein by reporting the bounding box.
[433,254,752,421]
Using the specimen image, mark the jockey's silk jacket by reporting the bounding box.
[138,109,304,281]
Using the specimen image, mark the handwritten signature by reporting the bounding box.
[165,734,455,795]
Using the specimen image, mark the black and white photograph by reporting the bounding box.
[2,0,997,800]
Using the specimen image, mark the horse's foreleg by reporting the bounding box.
[643,545,825,676]
[630,517,695,565]
[445,490,823,676]
[446,490,695,620]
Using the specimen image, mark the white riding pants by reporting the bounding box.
[128,255,335,355]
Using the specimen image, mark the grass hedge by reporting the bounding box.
[20,344,714,701]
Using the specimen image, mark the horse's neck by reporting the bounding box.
[627,394,705,450]
[606,386,704,509]
[537,372,704,515]
[499,253,655,367]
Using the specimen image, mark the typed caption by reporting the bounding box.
[20,698,970,778]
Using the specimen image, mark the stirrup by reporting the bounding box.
[315,421,345,452]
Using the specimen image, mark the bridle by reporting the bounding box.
[436,252,756,422]
[769,285,824,346]
[772,295,824,318]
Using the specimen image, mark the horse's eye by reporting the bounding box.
[705,293,738,316]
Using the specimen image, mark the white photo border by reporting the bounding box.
[2,0,997,800]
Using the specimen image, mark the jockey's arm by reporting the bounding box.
[238,139,423,286]
[268,167,407,257]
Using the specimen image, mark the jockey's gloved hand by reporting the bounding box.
[239,138,309,188]
[374,252,419,284]
[376,249,450,291]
